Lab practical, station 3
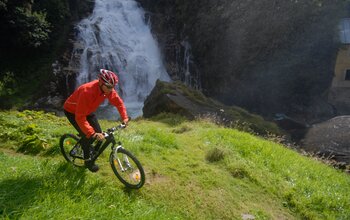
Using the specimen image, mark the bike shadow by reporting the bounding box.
[56,162,88,188]
[121,185,144,198]
[0,176,42,218]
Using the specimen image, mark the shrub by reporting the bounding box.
[17,134,48,155]
[20,124,41,135]
[11,7,51,48]
[0,72,17,97]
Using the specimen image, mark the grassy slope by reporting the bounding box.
[0,110,349,219]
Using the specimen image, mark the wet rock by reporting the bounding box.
[302,116,350,164]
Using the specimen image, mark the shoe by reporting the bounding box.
[84,160,99,172]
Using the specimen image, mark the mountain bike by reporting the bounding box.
[59,123,145,189]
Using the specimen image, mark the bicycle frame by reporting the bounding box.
[90,132,120,162]
[69,124,126,162]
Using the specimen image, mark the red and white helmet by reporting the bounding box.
[99,69,118,87]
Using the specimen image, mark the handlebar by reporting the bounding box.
[104,123,127,137]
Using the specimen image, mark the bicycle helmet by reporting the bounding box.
[99,69,118,88]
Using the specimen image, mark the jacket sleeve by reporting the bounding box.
[75,91,95,138]
[109,90,128,121]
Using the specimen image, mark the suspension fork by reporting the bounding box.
[111,141,123,153]
[112,142,127,172]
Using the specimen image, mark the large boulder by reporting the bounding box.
[302,116,350,164]
[143,80,282,136]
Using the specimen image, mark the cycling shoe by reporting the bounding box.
[84,160,99,172]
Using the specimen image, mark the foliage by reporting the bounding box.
[0,71,17,97]
[0,0,93,110]
[17,134,48,155]
[0,110,66,155]
[11,7,51,48]
[34,0,70,32]
[0,0,72,49]
[0,0,6,10]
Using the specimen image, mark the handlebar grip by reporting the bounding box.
[106,124,126,134]
[118,122,127,129]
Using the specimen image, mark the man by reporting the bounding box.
[63,69,129,172]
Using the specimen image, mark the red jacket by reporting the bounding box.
[64,80,128,138]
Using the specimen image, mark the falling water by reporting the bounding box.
[72,0,170,119]
[174,39,201,90]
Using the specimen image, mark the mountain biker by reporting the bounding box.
[63,69,129,172]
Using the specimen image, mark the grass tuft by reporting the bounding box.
[172,125,192,134]
[206,147,225,162]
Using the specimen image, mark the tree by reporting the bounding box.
[0,0,51,49]
[11,7,51,48]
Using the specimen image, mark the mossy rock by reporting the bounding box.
[143,80,283,136]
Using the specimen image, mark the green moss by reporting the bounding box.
[153,81,282,136]
[150,112,187,126]
[226,107,282,136]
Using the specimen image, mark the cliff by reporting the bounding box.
[138,0,347,123]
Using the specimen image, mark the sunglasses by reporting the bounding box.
[104,84,114,89]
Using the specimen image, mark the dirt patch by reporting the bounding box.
[144,169,169,185]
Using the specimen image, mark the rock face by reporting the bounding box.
[143,80,282,136]
[328,87,350,115]
[34,0,95,110]
[302,116,350,164]
[138,0,346,123]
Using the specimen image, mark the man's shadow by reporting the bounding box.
[0,163,88,218]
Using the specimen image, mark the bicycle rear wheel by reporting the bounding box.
[60,134,85,167]
[109,148,145,189]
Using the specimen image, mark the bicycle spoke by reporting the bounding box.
[60,134,85,167]
[110,148,145,189]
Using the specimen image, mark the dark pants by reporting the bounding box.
[64,110,102,160]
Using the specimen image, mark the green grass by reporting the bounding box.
[0,153,179,219]
[0,110,349,219]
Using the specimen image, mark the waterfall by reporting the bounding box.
[72,0,170,119]
[174,39,201,90]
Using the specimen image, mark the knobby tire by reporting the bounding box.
[109,148,145,189]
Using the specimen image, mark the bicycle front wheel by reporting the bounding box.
[110,148,145,189]
[60,134,85,167]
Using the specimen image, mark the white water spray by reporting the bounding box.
[73,0,170,119]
